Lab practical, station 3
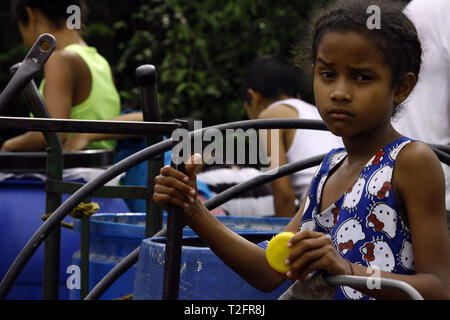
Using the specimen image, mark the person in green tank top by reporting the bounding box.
[1,0,120,151]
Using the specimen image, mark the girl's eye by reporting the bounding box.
[355,74,372,81]
[319,71,335,79]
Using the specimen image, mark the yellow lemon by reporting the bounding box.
[265,232,295,273]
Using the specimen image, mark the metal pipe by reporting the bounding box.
[80,202,91,300]
[322,274,424,300]
[432,143,450,154]
[0,116,178,135]
[429,145,450,165]
[162,120,190,300]
[136,64,164,238]
[9,62,64,300]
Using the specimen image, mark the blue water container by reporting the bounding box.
[133,232,292,300]
[69,213,290,300]
[0,177,130,300]
[69,213,144,300]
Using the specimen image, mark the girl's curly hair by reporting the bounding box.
[293,0,422,116]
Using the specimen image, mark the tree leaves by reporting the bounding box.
[0,0,327,125]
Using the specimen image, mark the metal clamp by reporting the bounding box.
[0,34,56,114]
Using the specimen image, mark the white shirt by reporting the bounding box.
[197,166,276,217]
[267,98,343,202]
[392,0,450,209]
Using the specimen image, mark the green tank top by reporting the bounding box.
[39,44,120,150]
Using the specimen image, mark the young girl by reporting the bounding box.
[152,0,450,300]
[1,0,120,151]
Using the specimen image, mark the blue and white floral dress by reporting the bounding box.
[299,136,416,300]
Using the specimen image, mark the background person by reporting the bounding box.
[392,0,450,230]
[1,0,120,151]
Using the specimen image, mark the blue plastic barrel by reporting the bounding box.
[133,232,292,300]
[68,213,290,300]
[0,177,130,300]
[69,213,144,300]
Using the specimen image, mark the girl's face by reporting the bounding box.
[313,31,399,139]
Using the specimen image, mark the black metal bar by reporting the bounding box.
[430,145,450,166]
[432,143,450,153]
[42,217,61,300]
[46,180,149,199]
[162,120,190,300]
[10,57,65,300]
[0,116,178,135]
[136,64,164,238]
[80,198,91,300]
[38,115,63,300]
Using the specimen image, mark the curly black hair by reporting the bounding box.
[10,0,87,29]
[293,0,422,116]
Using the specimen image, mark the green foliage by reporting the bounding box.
[0,0,332,126]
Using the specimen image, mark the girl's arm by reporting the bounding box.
[384,141,450,299]
[153,154,307,292]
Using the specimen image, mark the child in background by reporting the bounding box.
[1,0,120,151]
[243,55,342,217]
[153,0,450,299]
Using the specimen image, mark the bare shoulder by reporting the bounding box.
[394,140,446,212]
[45,49,76,67]
[258,104,298,119]
[43,52,73,85]
[44,49,84,76]
[395,141,443,175]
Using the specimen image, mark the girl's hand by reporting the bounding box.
[285,230,351,282]
[153,153,204,220]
